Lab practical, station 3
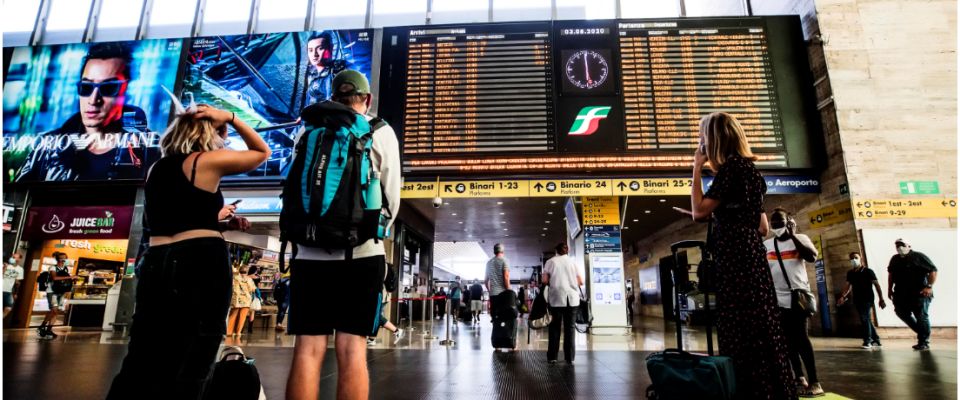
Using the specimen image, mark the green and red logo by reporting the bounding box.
[568,106,611,136]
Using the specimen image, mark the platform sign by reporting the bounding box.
[807,202,853,229]
[581,197,620,225]
[612,178,692,196]
[438,180,529,198]
[852,198,958,219]
[400,181,439,199]
[529,179,613,197]
[900,181,940,195]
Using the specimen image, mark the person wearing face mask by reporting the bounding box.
[763,209,823,397]
[886,239,938,351]
[838,252,886,349]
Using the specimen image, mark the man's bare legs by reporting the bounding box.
[335,332,369,400]
[286,335,327,400]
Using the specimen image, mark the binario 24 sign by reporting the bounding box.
[23,206,133,240]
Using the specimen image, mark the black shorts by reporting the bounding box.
[288,255,385,337]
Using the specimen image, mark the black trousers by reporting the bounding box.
[107,238,232,400]
[779,307,819,383]
[548,306,577,362]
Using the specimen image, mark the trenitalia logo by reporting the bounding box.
[568,106,611,136]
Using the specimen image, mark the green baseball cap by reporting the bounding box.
[332,69,370,95]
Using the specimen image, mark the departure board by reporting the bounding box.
[620,22,784,166]
[378,17,821,176]
[402,26,554,155]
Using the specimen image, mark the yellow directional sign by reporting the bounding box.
[582,196,620,225]
[808,202,853,229]
[852,198,958,219]
[529,179,613,197]
[401,181,439,199]
[438,180,529,198]
[613,178,693,196]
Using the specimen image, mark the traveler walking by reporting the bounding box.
[681,112,796,399]
[3,253,24,319]
[469,280,485,324]
[518,285,528,317]
[436,287,447,319]
[449,276,463,321]
[283,70,400,400]
[274,272,291,331]
[764,209,824,397]
[542,242,582,364]
[838,252,886,349]
[228,265,257,338]
[106,98,270,400]
[368,292,405,346]
[626,290,635,321]
[887,239,938,350]
[38,252,74,339]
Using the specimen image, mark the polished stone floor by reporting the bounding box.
[3,316,957,399]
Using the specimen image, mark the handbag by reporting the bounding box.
[250,296,262,312]
[528,286,552,329]
[575,287,592,333]
[773,239,816,317]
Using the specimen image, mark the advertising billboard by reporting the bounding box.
[182,30,373,179]
[3,39,183,183]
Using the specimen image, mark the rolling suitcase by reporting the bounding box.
[491,315,517,349]
[645,237,736,400]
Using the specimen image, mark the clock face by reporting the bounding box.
[565,50,609,90]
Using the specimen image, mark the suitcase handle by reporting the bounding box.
[670,240,706,254]
[649,349,703,364]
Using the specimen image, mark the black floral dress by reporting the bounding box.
[705,154,797,399]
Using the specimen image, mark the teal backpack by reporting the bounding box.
[279,101,390,269]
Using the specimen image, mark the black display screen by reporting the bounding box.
[378,16,821,176]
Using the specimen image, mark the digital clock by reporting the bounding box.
[564,50,609,90]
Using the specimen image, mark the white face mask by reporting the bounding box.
[897,246,910,256]
[850,259,861,267]
[772,227,787,237]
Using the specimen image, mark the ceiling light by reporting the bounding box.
[644,210,651,214]
[548,211,553,215]
[545,220,551,223]
[503,228,508,231]
[623,226,630,229]
[500,212,505,215]
[659,199,667,203]
[543,227,548,230]
[451,213,457,216]
[633,219,639,222]
[458,221,463,224]
[550,200,557,204]
[497,201,503,205]
[541,233,546,237]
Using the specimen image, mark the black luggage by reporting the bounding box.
[204,347,266,400]
[645,228,737,400]
[491,290,518,320]
[459,304,472,322]
[491,315,517,349]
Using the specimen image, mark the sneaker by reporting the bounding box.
[800,382,825,397]
[861,343,872,349]
[548,359,558,364]
[871,341,882,348]
[366,338,376,346]
[914,344,930,351]
[37,326,49,339]
[393,329,405,344]
[46,327,58,339]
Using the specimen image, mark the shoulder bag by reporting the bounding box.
[774,239,816,317]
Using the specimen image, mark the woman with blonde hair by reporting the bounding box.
[680,112,796,399]
[107,96,270,400]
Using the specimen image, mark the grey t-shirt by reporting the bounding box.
[485,256,509,296]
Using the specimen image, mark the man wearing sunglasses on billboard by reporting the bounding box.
[16,43,156,182]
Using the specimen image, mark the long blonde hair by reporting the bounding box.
[159,116,224,157]
[699,112,757,171]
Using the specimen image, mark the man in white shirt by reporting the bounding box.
[764,208,823,397]
[541,242,583,364]
[285,70,401,400]
[3,253,24,318]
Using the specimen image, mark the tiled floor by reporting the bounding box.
[3,316,957,399]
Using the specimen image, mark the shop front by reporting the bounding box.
[11,205,134,329]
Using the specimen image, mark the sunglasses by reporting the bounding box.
[77,79,127,97]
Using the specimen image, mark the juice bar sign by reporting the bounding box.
[24,206,133,240]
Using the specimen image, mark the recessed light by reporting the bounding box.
[550,201,557,204]
[451,213,457,216]
[644,210,651,214]
[659,199,667,203]
[633,219,639,222]
[497,201,503,205]
[501,221,506,224]
[503,228,508,231]
[623,226,630,229]
[543,227,548,230]
[545,220,551,223]
[541,233,546,236]
[548,211,554,215]
[500,212,505,215]
[458,221,463,224]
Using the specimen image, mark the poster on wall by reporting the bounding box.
[182,30,373,179]
[3,39,183,183]
[590,253,624,305]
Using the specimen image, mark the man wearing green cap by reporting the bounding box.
[285,70,401,400]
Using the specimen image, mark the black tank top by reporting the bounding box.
[145,153,224,237]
